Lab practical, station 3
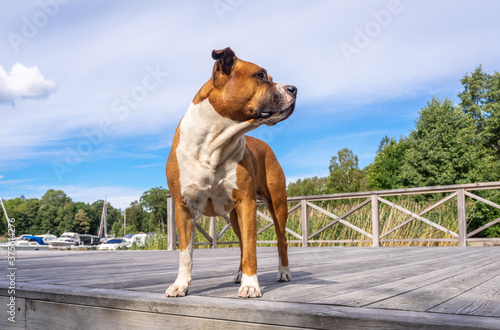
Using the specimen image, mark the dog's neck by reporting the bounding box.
[178,98,256,172]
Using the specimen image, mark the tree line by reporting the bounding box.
[0,187,169,237]
[1,66,499,237]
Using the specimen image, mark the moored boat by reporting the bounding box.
[47,232,80,249]
[0,235,49,251]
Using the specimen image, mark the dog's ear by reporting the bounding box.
[212,47,236,75]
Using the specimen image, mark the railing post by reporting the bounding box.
[371,194,380,247]
[457,188,467,247]
[209,216,217,249]
[167,196,176,251]
[301,199,309,247]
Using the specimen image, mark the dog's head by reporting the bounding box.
[203,47,297,126]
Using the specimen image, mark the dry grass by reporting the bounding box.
[139,195,467,250]
[258,196,460,247]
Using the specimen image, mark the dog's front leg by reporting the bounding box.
[235,199,261,298]
[166,202,195,297]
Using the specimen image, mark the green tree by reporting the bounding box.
[24,198,42,234]
[366,136,409,190]
[287,177,329,197]
[38,190,72,236]
[400,98,498,187]
[140,187,169,233]
[56,202,76,234]
[0,197,34,235]
[327,148,365,193]
[125,201,145,232]
[459,65,500,159]
[75,209,91,234]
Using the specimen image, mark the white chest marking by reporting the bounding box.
[176,99,253,216]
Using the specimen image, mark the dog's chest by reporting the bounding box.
[176,100,246,216]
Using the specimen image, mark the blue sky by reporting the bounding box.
[1,0,499,208]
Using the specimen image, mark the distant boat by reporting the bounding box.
[37,233,57,244]
[0,235,49,251]
[47,232,80,249]
[123,233,148,248]
[98,238,126,250]
[78,234,101,246]
[71,234,101,250]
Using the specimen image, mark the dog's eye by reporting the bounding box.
[255,71,267,80]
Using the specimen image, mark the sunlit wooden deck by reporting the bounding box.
[2,247,500,329]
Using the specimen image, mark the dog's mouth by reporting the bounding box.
[258,102,295,125]
[258,111,273,119]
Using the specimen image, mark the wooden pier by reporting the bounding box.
[2,246,500,329]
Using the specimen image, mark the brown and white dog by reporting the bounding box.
[165,47,297,298]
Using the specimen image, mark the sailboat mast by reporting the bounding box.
[98,197,106,237]
[103,196,108,237]
[1,198,13,234]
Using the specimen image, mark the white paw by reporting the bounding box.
[238,274,261,298]
[165,282,189,297]
[277,265,291,282]
[233,271,242,283]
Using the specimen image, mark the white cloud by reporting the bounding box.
[0,63,56,104]
[0,175,3,179]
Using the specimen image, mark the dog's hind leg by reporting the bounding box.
[266,188,291,282]
[261,157,291,282]
[229,208,243,283]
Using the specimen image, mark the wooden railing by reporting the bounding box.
[166,181,500,250]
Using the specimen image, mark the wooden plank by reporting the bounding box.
[0,296,25,329]
[5,247,500,328]
[381,238,457,243]
[457,188,467,247]
[257,210,302,239]
[369,260,500,312]
[380,192,457,238]
[464,191,500,210]
[311,254,497,307]
[278,248,486,304]
[287,202,301,215]
[306,200,373,239]
[301,199,308,247]
[378,197,458,238]
[257,222,274,236]
[209,216,217,249]
[467,217,500,238]
[307,198,371,239]
[26,300,294,330]
[371,194,380,247]
[195,222,213,242]
[285,181,500,202]
[9,280,500,330]
[217,222,233,240]
[167,196,176,251]
[429,275,500,317]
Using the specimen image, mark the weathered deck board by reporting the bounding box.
[310,254,497,307]
[1,247,500,329]
[429,274,500,317]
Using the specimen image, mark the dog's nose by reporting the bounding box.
[286,85,297,96]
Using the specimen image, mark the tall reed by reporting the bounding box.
[142,194,493,249]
